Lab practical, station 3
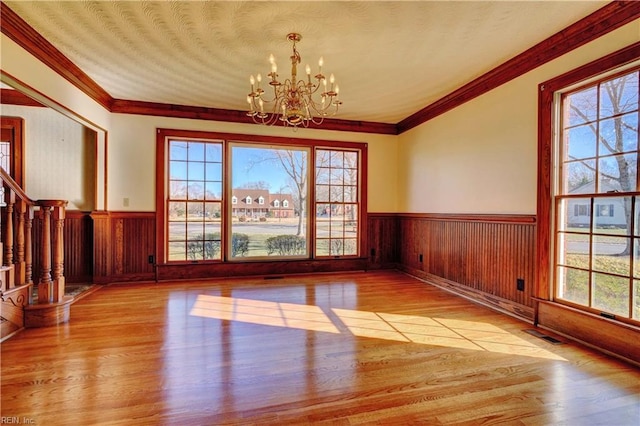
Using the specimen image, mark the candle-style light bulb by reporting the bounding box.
[329,74,335,84]
[259,99,264,111]
[269,54,275,64]
[250,75,255,87]
[335,85,340,95]
[318,57,324,68]
[305,64,311,75]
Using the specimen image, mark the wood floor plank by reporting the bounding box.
[1,271,639,425]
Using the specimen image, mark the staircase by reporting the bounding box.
[0,168,68,341]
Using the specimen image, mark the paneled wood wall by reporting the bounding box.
[32,210,93,284]
[367,213,398,269]
[367,214,537,321]
[91,211,156,283]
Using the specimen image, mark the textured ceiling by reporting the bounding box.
[4,1,608,124]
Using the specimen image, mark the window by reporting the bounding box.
[554,66,639,323]
[158,130,366,263]
[166,140,223,261]
[315,149,359,256]
[230,143,309,258]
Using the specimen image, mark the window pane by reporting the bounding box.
[170,161,188,180]
[592,272,630,316]
[600,72,639,119]
[592,235,630,275]
[168,222,186,241]
[594,197,631,235]
[205,143,222,161]
[600,114,638,154]
[169,180,187,199]
[565,86,598,127]
[188,161,205,181]
[205,162,222,181]
[330,186,343,202]
[205,182,222,200]
[230,145,308,259]
[186,241,204,261]
[187,222,204,240]
[169,141,188,161]
[633,241,640,279]
[187,181,205,200]
[566,125,596,160]
[188,142,204,161]
[557,266,589,305]
[557,232,589,269]
[168,242,186,261]
[204,203,221,220]
[168,201,186,220]
[561,197,591,231]
[598,154,636,193]
[563,160,595,194]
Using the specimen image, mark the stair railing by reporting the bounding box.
[0,167,67,304]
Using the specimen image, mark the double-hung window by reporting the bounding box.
[554,66,640,323]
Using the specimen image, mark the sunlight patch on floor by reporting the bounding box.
[190,295,566,360]
[190,294,341,333]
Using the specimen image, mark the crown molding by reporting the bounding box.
[397,1,640,133]
[0,2,113,110]
[110,99,398,134]
[2,1,638,136]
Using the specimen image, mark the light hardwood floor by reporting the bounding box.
[1,271,639,425]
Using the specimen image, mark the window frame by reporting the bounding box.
[538,44,640,326]
[156,129,368,265]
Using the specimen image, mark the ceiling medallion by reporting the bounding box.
[247,33,342,129]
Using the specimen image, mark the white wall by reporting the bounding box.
[397,20,640,214]
[108,114,398,212]
[1,105,95,210]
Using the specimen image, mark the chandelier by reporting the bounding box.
[247,33,342,128]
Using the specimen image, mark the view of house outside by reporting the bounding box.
[556,68,640,321]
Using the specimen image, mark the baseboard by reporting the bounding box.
[400,266,534,322]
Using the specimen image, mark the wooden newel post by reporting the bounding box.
[37,200,67,304]
[37,205,52,304]
[2,189,16,289]
[24,205,33,285]
[14,199,27,286]
[52,203,66,303]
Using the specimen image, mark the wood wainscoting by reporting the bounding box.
[91,211,156,284]
[32,210,93,284]
[394,214,537,321]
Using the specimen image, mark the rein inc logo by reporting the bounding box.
[1,418,35,424]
